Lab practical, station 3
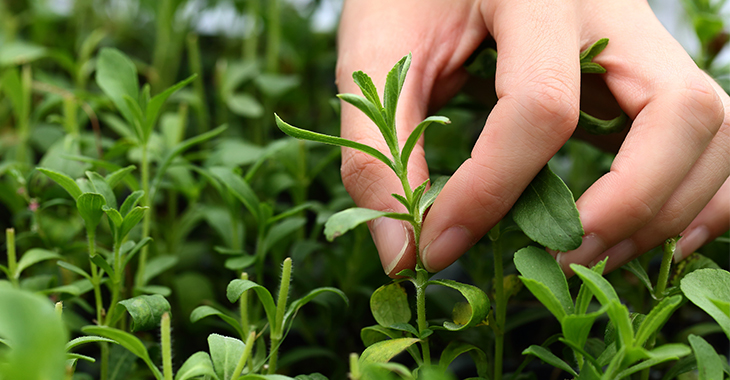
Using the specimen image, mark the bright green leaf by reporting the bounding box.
[634,296,682,347]
[16,249,62,278]
[428,279,490,331]
[688,334,724,380]
[175,351,220,380]
[227,279,276,331]
[96,48,140,128]
[681,268,730,339]
[37,167,83,200]
[116,294,171,332]
[119,190,145,217]
[208,333,245,380]
[522,345,577,377]
[57,261,91,280]
[400,116,450,169]
[370,283,411,328]
[144,74,197,138]
[352,71,382,108]
[359,338,420,365]
[81,325,162,380]
[77,193,107,231]
[65,336,117,351]
[324,208,412,242]
[419,176,449,216]
[514,246,573,318]
[118,206,148,241]
[105,165,136,189]
[190,306,244,338]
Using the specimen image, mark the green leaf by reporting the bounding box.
[359,338,420,365]
[224,255,257,271]
[0,41,46,66]
[513,165,584,251]
[175,351,220,380]
[661,355,698,380]
[615,344,691,379]
[209,166,261,222]
[81,325,162,380]
[521,345,577,377]
[118,206,148,241]
[579,38,609,64]
[90,254,115,278]
[337,93,393,151]
[275,114,395,172]
[86,171,117,210]
[77,193,107,231]
[119,190,145,217]
[65,336,117,352]
[37,167,83,200]
[226,93,264,118]
[284,287,349,330]
[15,249,62,278]
[370,283,411,328]
[1,68,27,123]
[352,71,382,108]
[688,334,724,380]
[514,246,573,320]
[634,296,682,347]
[263,217,306,253]
[400,116,450,169]
[680,268,730,339]
[383,54,412,134]
[57,261,91,280]
[208,333,245,380]
[142,255,178,285]
[324,207,412,242]
[96,48,140,128]
[190,306,244,338]
[623,259,654,294]
[439,341,488,379]
[419,176,449,215]
[116,294,171,332]
[123,237,153,268]
[561,306,607,354]
[105,165,136,189]
[150,125,228,201]
[580,62,607,74]
[144,74,196,139]
[227,279,277,331]
[577,111,629,135]
[103,206,123,229]
[428,279,490,331]
[575,259,607,315]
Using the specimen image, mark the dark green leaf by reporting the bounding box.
[439,341,488,379]
[522,345,577,377]
[681,268,730,339]
[123,237,153,268]
[514,246,573,320]
[190,306,244,338]
[141,256,178,285]
[513,165,584,251]
[275,114,394,171]
[90,254,115,278]
[580,62,607,74]
[118,206,147,241]
[324,207,412,242]
[37,167,83,200]
[57,261,91,280]
[81,326,162,380]
[615,344,691,379]
[623,259,654,294]
[401,116,449,169]
[579,38,609,63]
[263,217,306,253]
[370,283,411,328]
[284,287,348,329]
[428,279,490,331]
[419,176,449,215]
[96,48,140,127]
[688,334,724,380]
[578,111,629,135]
[116,294,171,332]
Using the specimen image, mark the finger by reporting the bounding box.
[337,0,485,276]
[557,0,725,273]
[420,0,581,272]
[676,177,730,262]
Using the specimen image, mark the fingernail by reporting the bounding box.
[601,238,637,269]
[558,233,607,269]
[421,226,473,272]
[371,217,411,275]
[675,226,710,263]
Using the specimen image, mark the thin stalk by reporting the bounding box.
[244,0,259,61]
[268,257,292,374]
[101,342,109,380]
[240,272,250,339]
[349,353,360,380]
[16,65,32,163]
[6,228,18,287]
[55,301,63,317]
[265,0,280,73]
[492,237,506,380]
[87,232,103,324]
[186,33,210,133]
[105,242,123,326]
[152,0,174,91]
[415,269,431,366]
[136,142,151,289]
[161,313,173,380]
[232,331,256,380]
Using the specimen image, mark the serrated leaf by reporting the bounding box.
[370,283,411,328]
[81,326,162,380]
[190,306,244,338]
[16,249,62,278]
[681,268,730,339]
[37,167,82,200]
[400,116,449,169]
[522,345,577,377]
[77,193,107,231]
[428,279,490,331]
[324,207,412,242]
[359,338,420,365]
[208,334,245,380]
[175,351,219,380]
[96,48,140,128]
[513,165,584,251]
[116,294,171,332]
[226,279,276,331]
[275,114,394,171]
[514,246,574,319]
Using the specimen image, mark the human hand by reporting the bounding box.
[336,0,729,277]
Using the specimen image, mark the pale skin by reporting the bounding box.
[336,0,730,277]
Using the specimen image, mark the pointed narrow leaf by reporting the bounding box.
[352,71,382,108]
[90,254,114,278]
[579,38,609,63]
[410,179,429,213]
[275,114,394,171]
[383,54,411,132]
[338,93,395,152]
[15,249,61,278]
[86,171,117,210]
[227,279,277,330]
[391,193,410,211]
[428,279,490,331]
[522,345,578,377]
[175,351,219,380]
[37,167,82,200]
[688,335,724,380]
[578,111,629,135]
[439,341,488,379]
[77,193,107,231]
[575,259,607,314]
[419,176,449,215]
[57,261,91,280]
[263,217,306,253]
[96,48,139,127]
[400,116,449,169]
[119,190,145,217]
[580,62,607,74]
[105,165,136,188]
[116,294,171,332]
[81,325,162,380]
[359,338,420,365]
[370,283,411,328]
[118,206,147,240]
[123,237,153,268]
[324,208,412,242]
[144,74,197,139]
[65,336,117,351]
[284,287,348,328]
[142,255,178,285]
[513,165,584,251]
[615,344,691,379]
[209,166,260,222]
[623,259,654,294]
[208,334,245,380]
[634,296,682,346]
[514,246,574,317]
[190,306,244,338]
[681,268,730,339]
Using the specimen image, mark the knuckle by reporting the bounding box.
[513,79,580,139]
[620,192,657,228]
[676,79,725,138]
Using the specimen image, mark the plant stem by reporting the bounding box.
[415,268,431,366]
[105,242,123,326]
[240,272,250,339]
[265,0,280,73]
[349,353,360,380]
[232,331,256,380]
[244,0,259,61]
[493,236,506,380]
[161,312,173,380]
[55,301,63,317]
[136,142,151,289]
[6,228,18,287]
[186,33,210,134]
[101,342,109,380]
[654,237,677,301]
[87,232,104,324]
[269,257,292,374]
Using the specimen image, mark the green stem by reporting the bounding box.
[240,272,250,339]
[349,353,361,380]
[265,0,280,73]
[269,257,292,374]
[415,268,431,366]
[101,342,109,380]
[136,142,151,289]
[105,243,123,327]
[493,237,506,380]
[55,301,63,317]
[161,313,173,380]
[244,0,259,61]
[186,33,210,134]
[6,228,18,288]
[87,232,104,324]
[232,331,256,380]
[16,65,32,163]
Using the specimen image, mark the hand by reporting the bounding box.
[336,0,729,277]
